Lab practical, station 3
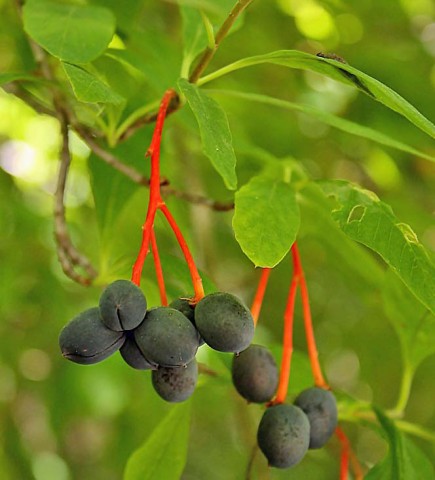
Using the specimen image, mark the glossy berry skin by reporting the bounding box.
[194,292,254,353]
[134,307,199,367]
[99,279,147,331]
[257,404,310,469]
[59,307,125,365]
[152,359,198,403]
[169,297,204,346]
[120,333,157,370]
[232,344,279,403]
[294,387,338,449]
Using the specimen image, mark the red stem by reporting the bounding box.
[250,268,271,327]
[160,204,204,303]
[151,228,168,306]
[335,426,364,480]
[271,274,298,405]
[131,208,157,286]
[291,243,329,389]
[335,427,350,480]
[131,89,204,300]
[131,90,175,286]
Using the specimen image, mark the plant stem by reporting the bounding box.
[131,90,176,286]
[114,99,160,142]
[54,113,97,285]
[131,90,204,301]
[396,419,435,442]
[291,243,329,388]
[189,0,254,83]
[271,273,298,405]
[339,403,435,442]
[335,427,350,480]
[150,229,168,306]
[159,204,204,303]
[250,268,271,326]
[390,362,415,416]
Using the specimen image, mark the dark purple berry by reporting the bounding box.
[59,307,125,365]
[257,404,310,468]
[294,387,338,449]
[232,344,279,403]
[194,292,254,353]
[99,279,147,331]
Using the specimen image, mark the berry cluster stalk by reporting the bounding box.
[131,89,204,303]
[250,268,271,326]
[251,243,364,478]
[251,242,329,404]
[335,426,350,480]
[335,426,364,480]
[291,243,329,389]
[272,274,298,405]
[150,229,167,306]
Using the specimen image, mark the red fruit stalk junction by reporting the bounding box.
[131,89,204,305]
[251,243,364,477]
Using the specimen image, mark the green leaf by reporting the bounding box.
[0,72,41,85]
[23,0,115,63]
[366,408,434,479]
[62,63,124,104]
[299,181,385,288]
[176,0,229,14]
[207,90,435,163]
[320,180,435,316]
[88,132,151,241]
[180,6,208,77]
[382,269,435,369]
[199,50,435,140]
[233,171,300,267]
[124,402,191,480]
[178,78,237,189]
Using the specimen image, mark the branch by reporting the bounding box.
[76,126,150,186]
[188,0,255,84]
[118,94,181,142]
[77,126,235,211]
[162,185,235,211]
[2,82,55,116]
[117,0,254,140]
[25,37,98,285]
[54,114,97,285]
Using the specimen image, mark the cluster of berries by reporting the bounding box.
[59,279,255,402]
[59,280,337,468]
[231,344,338,468]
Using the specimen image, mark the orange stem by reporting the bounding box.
[335,427,350,480]
[131,89,204,300]
[335,426,364,480]
[291,243,329,389]
[350,455,365,480]
[150,228,168,306]
[159,204,204,303]
[131,89,175,286]
[271,274,298,405]
[250,268,271,327]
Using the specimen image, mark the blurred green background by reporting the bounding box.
[1,0,435,478]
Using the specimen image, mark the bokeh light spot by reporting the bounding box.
[0,140,37,178]
[0,364,17,402]
[32,452,70,480]
[19,349,52,381]
[295,4,336,40]
[336,13,364,44]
